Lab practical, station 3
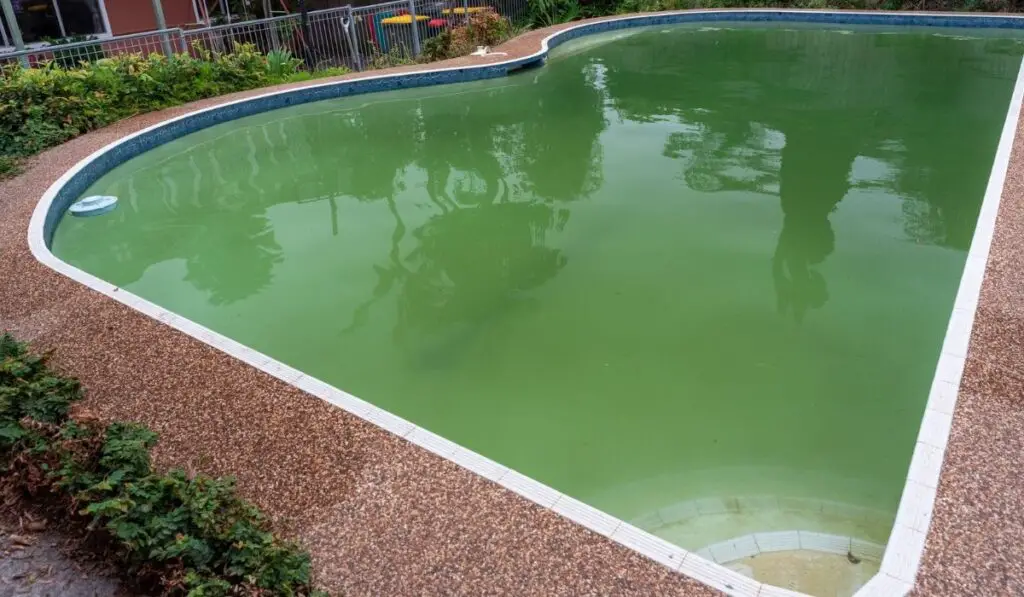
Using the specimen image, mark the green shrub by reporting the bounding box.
[528,0,582,27]
[0,333,326,597]
[0,155,20,179]
[421,12,517,61]
[0,44,348,166]
[266,49,304,78]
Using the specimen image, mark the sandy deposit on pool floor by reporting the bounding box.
[727,551,879,597]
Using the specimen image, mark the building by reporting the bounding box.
[1,0,201,48]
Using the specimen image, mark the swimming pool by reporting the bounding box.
[41,16,1024,597]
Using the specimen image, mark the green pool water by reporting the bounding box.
[53,24,1023,551]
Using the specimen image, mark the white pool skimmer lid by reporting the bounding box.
[69,195,118,217]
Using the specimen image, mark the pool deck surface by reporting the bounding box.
[1,15,1023,596]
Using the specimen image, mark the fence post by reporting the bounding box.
[0,0,28,67]
[343,6,363,71]
[462,0,469,26]
[407,0,420,58]
[149,0,174,56]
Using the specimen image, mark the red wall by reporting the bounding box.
[105,0,197,35]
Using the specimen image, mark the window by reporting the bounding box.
[1,0,107,45]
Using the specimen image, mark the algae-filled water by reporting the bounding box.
[53,24,1023,552]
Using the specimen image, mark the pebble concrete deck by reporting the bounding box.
[1,16,1022,597]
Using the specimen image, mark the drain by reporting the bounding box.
[69,195,118,217]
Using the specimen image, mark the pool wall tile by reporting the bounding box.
[850,538,886,563]
[797,531,851,555]
[753,531,800,553]
[29,11,1024,597]
[706,535,759,563]
[658,499,698,524]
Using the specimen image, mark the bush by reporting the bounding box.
[0,333,326,597]
[0,155,20,179]
[0,43,349,165]
[420,12,516,61]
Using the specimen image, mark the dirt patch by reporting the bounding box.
[0,507,132,597]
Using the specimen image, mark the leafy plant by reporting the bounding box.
[368,44,416,69]
[0,155,20,179]
[0,333,327,596]
[266,49,304,78]
[0,43,349,166]
[528,0,582,27]
[420,12,516,61]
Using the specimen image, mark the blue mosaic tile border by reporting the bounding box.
[45,9,1024,245]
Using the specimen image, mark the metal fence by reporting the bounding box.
[1,29,185,68]
[1,0,530,72]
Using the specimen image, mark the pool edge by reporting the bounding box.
[27,12,1024,597]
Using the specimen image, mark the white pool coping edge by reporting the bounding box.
[25,14,1024,597]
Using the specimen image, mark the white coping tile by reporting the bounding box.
[893,480,936,534]
[707,535,759,563]
[753,531,800,553]
[906,441,946,490]
[325,389,375,417]
[943,308,975,359]
[406,427,460,458]
[880,524,927,584]
[610,523,687,570]
[260,360,305,385]
[916,408,954,450]
[852,572,912,597]
[658,499,698,524]
[926,379,959,417]
[553,495,622,537]
[953,264,984,312]
[933,352,966,388]
[449,446,508,481]
[678,554,761,596]
[500,469,561,508]
[293,377,373,417]
[798,531,850,555]
[293,375,334,400]
[361,407,415,438]
[850,539,885,563]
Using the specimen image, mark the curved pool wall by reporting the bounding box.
[31,10,1024,246]
[28,10,1024,597]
